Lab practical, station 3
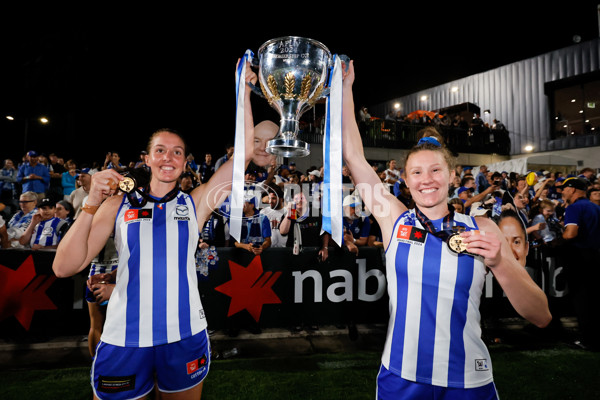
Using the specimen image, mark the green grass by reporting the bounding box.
[0,346,598,399]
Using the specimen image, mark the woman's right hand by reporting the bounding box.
[87,170,124,206]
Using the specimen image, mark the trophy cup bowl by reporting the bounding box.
[253,36,333,158]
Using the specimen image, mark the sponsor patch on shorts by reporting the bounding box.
[187,354,208,375]
[98,375,136,393]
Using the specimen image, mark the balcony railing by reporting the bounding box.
[298,119,511,155]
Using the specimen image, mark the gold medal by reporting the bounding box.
[447,233,468,254]
[119,176,137,193]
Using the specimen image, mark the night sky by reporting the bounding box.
[1,3,598,167]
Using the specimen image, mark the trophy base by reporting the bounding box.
[265,138,310,158]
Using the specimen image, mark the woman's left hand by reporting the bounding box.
[461,230,502,268]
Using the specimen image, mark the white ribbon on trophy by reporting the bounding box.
[321,55,344,246]
[229,50,254,243]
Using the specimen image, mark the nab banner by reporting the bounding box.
[0,245,571,338]
[198,247,390,330]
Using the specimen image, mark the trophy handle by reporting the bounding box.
[337,54,350,72]
[318,54,350,100]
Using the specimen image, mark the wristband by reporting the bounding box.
[81,203,100,215]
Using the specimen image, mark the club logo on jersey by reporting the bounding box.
[124,208,153,223]
[396,225,427,245]
[174,205,190,221]
[475,359,489,371]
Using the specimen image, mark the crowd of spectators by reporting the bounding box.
[3,147,597,257]
[1,144,599,348]
[358,106,511,154]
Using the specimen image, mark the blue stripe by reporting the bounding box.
[177,196,192,337]
[125,220,141,346]
[48,218,61,246]
[152,203,168,344]
[390,240,411,371]
[447,251,475,386]
[33,219,45,245]
[416,236,442,381]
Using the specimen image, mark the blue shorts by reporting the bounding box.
[91,330,210,400]
[376,364,499,400]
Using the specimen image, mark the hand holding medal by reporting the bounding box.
[87,170,124,205]
[458,230,502,268]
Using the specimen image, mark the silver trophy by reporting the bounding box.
[249,36,342,158]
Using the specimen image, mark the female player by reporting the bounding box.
[341,60,551,399]
[52,61,257,400]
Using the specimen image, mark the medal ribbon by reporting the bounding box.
[128,186,180,208]
[413,205,457,241]
[321,54,343,246]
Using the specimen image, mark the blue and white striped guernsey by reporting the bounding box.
[101,191,207,347]
[30,217,67,247]
[382,209,493,389]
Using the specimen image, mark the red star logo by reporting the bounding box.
[214,256,281,322]
[414,230,423,239]
[0,255,57,330]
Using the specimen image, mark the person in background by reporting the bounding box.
[61,159,78,200]
[279,191,330,260]
[102,151,126,172]
[199,152,215,183]
[259,187,287,248]
[383,159,402,192]
[448,197,465,214]
[179,172,197,194]
[48,153,66,202]
[17,151,50,201]
[476,164,490,193]
[134,150,149,171]
[214,143,234,171]
[0,214,10,248]
[19,197,69,250]
[587,186,600,206]
[233,195,271,255]
[558,177,600,351]
[529,199,559,247]
[55,199,75,227]
[0,159,18,217]
[6,191,38,248]
[70,168,91,220]
[342,194,370,255]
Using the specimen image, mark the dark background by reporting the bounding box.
[1,3,598,167]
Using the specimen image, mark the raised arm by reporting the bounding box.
[341,61,405,244]
[53,169,123,278]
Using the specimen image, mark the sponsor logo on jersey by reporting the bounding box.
[174,204,190,221]
[396,225,427,245]
[124,209,153,222]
